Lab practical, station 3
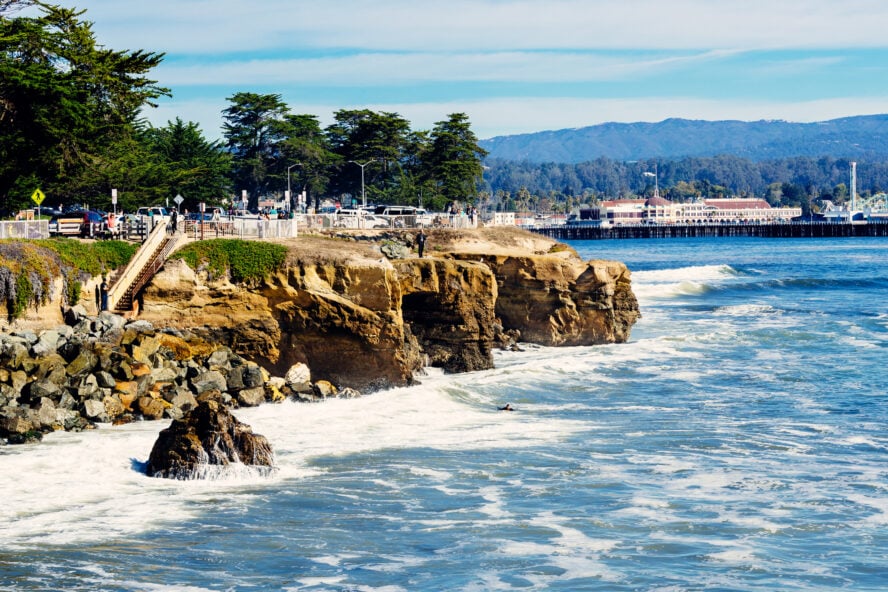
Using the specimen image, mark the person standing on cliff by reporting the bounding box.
[100,277,109,311]
[416,228,426,257]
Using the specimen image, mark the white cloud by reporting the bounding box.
[154,49,741,87]
[77,0,888,54]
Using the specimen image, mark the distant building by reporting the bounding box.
[588,197,801,226]
[487,212,516,226]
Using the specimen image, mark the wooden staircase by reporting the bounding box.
[108,221,181,315]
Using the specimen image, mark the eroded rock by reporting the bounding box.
[145,400,275,479]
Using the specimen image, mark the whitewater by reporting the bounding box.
[1,236,886,591]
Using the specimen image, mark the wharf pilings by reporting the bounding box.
[532,221,888,241]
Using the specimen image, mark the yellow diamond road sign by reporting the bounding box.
[31,188,45,206]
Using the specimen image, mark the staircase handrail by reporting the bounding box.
[107,221,170,311]
[127,233,181,301]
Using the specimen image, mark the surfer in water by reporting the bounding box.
[498,403,514,411]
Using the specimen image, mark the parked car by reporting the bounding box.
[49,210,106,237]
[80,210,107,237]
[136,206,170,220]
[335,209,392,229]
[184,212,216,222]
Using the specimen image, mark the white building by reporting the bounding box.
[589,197,801,226]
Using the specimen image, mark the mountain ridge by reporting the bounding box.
[479,114,888,163]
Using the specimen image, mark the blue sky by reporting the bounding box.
[58,0,888,140]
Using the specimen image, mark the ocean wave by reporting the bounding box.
[631,264,742,300]
[712,303,783,317]
[633,264,742,284]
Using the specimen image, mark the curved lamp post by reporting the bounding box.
[349,159,377,208]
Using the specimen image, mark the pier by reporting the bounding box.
[531,221,888,240]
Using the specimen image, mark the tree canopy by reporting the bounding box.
[1,1,168,212]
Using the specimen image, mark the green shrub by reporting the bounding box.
[0,239,136,320]
[32,238,138,276]
[171,239,287,285]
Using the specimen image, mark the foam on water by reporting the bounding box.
[0,376,587,550]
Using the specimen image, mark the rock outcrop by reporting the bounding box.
[145,400,275,479]
[136,227,639,391]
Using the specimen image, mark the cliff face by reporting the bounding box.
[137,229,639,391]
[451,254,637,346]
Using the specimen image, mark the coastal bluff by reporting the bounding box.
[137,227,639,392]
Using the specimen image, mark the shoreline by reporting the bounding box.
[1,227,639,445]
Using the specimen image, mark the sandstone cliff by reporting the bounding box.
[137,227,639,392]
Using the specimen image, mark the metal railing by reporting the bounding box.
[183,217,298,240]
[106,220,173,311]
[296,213,478,230]
[0,220,49,239]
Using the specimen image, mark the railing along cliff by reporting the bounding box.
[107,221,177,312]
[0,220,49,239]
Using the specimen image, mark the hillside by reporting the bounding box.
[479,115,888,163]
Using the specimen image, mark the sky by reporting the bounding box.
[42,0,888,140]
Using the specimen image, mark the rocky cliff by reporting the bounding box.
[137,227,639,391]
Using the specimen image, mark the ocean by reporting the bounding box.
[1,236,886,591]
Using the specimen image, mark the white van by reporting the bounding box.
[136,206,170,220]
[335,209,390,229]
[373,205,432,226]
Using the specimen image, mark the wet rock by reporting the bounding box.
[337,387,362,399]
[313,380,337,399]
[145,400,275,479]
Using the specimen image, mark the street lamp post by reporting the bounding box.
[287,163,302,212]
[349,159,377,208]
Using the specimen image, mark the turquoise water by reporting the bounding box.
[1,237,887,591]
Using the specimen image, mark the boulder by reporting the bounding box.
[284,363,311,389]
[191,370,227,394]
[63,304,89,325]
[169,390,198,413]
[31,330,60,357]
[236,386,266,407]
[137,396,167,421]
[145,400,275,479]
[337,387,362,399]
[83,398,106,419]
[65,349,97,377]
[313,380,337,399]
[380,241,410,259]
[241,365,264,389]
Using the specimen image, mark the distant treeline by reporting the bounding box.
[482,155,887,212]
